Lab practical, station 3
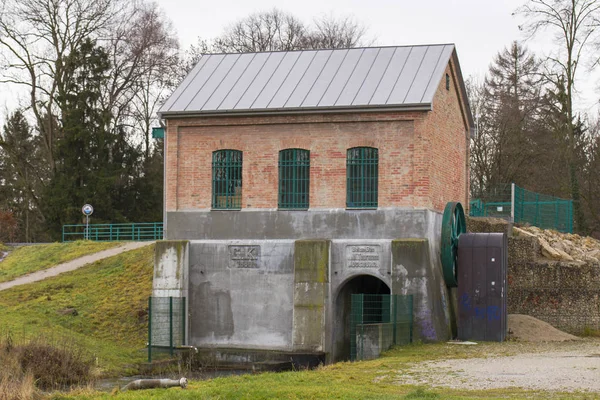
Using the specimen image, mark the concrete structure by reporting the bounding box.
[154,44,473,366]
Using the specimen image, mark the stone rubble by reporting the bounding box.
[515,226,600,264]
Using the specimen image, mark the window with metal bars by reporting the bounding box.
[278,148,310,209]
[212,150,242,209]
[346,147,378,208]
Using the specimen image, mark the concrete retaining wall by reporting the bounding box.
[155,208,454,364]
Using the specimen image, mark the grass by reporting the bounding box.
[54,340,600,399]
[0,241,121,283]
[0,244,154,377]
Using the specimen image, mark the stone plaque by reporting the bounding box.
[228,245,261,269]
[346,245,381,268]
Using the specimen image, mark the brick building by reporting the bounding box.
[154,44,474,365]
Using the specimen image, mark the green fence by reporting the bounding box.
[513,186,573,233]
[62,222,163,242]
[350,294,413,361]
[148,296,186,362]
[470,184,573,233]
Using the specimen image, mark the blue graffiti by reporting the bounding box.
[461,293,501,321]
[460,293,471,310]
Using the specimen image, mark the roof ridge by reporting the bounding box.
[201,43,455,57]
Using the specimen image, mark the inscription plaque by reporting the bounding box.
[346,245,382,268]
[228,245,261,269]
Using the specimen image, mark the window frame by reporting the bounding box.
[346,147,379,209]
[211,149,243,210]
[278,148,310,210]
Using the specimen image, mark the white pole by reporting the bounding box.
[511,183,515,223]
[86,215,89,240]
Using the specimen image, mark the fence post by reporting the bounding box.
[510,183,515,223]
[148,296,152,363]
[392,295,397,345]
[169,296,174,357]
[409,295,414,343]
[182,297,186,345]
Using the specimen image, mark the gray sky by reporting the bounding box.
[1,0,598,127]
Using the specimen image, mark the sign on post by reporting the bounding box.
[82,204,93,240]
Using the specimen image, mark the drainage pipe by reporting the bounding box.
[122,377,187,391]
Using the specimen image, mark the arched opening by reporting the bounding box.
[332,274,390,362]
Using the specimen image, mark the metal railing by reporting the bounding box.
[470,184,573,233]
[350,294,413,361]
[62,222,163,242]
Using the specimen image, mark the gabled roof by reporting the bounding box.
[159,44,473,127]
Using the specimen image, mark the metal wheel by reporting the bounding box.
[441,202,466,287]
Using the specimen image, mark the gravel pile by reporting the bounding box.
[508,314,579,342]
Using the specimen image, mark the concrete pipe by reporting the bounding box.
[122,377,187,391]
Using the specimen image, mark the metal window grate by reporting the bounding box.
[279,149,310,209]
[212,150,243,209]
[347,147,378,208]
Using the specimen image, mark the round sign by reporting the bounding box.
[82,204,94,216]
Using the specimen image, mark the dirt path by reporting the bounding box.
[393,340,600,392]
[0,241,154,292]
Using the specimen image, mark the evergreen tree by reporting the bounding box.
[43,39,140,237]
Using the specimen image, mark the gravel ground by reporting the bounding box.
[393,340,600,392]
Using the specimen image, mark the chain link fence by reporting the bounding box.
[470,184,573,233]
[350,294,413,361]
[148,296,186,362]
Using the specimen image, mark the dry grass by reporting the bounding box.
[0,333,95,398]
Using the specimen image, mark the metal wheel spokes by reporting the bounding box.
[441,202,466,287]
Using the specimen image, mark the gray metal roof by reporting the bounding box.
[159,44,471,125]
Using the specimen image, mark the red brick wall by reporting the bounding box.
[165,61,470,213]
[165,112,426,211]
[416,59,470,211]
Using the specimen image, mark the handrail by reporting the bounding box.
[62,222,163,242]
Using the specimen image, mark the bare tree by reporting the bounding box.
[102,1,179,158]
[517,0,600,232]
[306,14,369,49]
[213,9,306,53]
[0,0,116,170]
[212,8,370,53]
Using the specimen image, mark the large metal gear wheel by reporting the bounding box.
[441,202,466,287]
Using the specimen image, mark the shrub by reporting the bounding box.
[0,334,95,394]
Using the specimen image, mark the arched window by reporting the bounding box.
[346,147,378,208]
[212,150,242,209]
[278,149,310,209]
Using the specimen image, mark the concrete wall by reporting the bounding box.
[174,208,453,363]
[153,241,189,299]
[166,208,430,241]
[188,240,295,349]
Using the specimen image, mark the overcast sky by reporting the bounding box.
[1,0,599,127]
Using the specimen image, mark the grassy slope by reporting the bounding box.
[0,241,121,283]
[0,245,153,375]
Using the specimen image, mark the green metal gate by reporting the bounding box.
[148,296,186,362]
[350,294,413,361]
